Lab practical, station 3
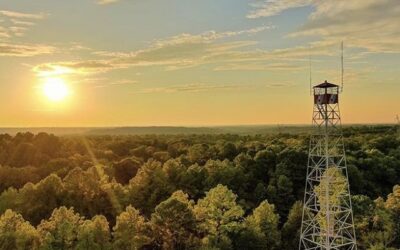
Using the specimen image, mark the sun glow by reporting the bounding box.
[42,77,69,102]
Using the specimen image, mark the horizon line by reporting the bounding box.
[0,122,397,129]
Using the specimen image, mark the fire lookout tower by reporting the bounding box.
[299,80,357,250]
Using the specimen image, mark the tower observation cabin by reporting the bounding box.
[313,80,339,105]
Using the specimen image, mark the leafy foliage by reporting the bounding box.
[0,126,398,249]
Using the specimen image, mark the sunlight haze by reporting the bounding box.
[0,0,399,126]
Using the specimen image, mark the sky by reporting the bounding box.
[0,0,399,127]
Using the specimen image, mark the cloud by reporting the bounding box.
[266,82,296,88]
[214,62,304,71]
[106,26,275,69]
[33,60,116,76]
[0,9,46,38]
[46,26,273,73]
[153,25,274,47]
[248,0,400,53]
[247,0,312,18]
[135,83,248,94]
[291,0,400,53]
[0,10,45,19]
[96,0,120,5]
[0,43,54,56]
[110,79,137,85]
[34,25,334,76]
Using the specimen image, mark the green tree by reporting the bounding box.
[236,200,280,250]
[217,141,237,161]
[385,185,400,247]
[113,157,142,184]
[24,174,66,225]
[112,206,153,250]
[267,175,294,219]
[8,142,39,168]
[194,184,244,249]
[128,160,173,216]
[38,207,83,250]
[77,215,111,250]
[275,148,307,198]
[253,149,276,181]
[314,167,347,234]
[253,182,267,204]
[0,174,66,226]
[180,164,208,199]
[355,198,396,249]
[63,167,113,219]
[0,209,40,250]
[204,160,247,197]
[281,201,302,250]
[162,159,186,190]
[151,190,199,249]
[188,144,213,165]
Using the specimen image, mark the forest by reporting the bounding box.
[0,125,399,250]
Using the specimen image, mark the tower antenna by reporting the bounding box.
[309,48,312,95]
[341,41,344,92]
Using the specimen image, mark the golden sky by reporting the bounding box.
[0,0,399,126]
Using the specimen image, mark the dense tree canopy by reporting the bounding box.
[0,126,399,249]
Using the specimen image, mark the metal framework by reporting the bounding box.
[299,81,357,250]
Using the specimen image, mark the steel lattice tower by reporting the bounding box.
[299,81,357,250]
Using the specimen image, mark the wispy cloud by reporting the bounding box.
[32,22,343,79]
[96,0,120,5]
[248,0,400,53]
[247,0,312,18]
[31,24,343,79]
[0,43,54,57]
[214,62,304,71]
[0,10,45,20]
[291,0,400,53]
[110,79,137,85]
[135,83,248,94]
[153,25,274,47]
[34,26,278,74]
[266,82,296,88]
[0,9,46,38]
[33,60,116,76]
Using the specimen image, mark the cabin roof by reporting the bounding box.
[313,80,339,88]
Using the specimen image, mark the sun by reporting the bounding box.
[42,77,69,102]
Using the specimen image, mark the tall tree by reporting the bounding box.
[267,175,294,219]
[0,209,40,250]
[355,198,397,249]
[385,185,400,247]
[194,184,244,249]
[151,191,199,249]
[112,206,153,250]
[23,174,66,225]
[113,157,141,184]
[281,201,302,250]
[236,200,280,250]
[77,215,111,250]
[128,160,173,216]
[37,207,83,250]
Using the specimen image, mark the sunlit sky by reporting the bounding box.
[0,0,399,127]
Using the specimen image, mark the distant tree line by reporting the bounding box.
[0,126,399,249]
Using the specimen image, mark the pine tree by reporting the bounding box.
[37,207,83,250]
[112,206,153,249]
[0,209,40,250]
[194,184,244,249]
